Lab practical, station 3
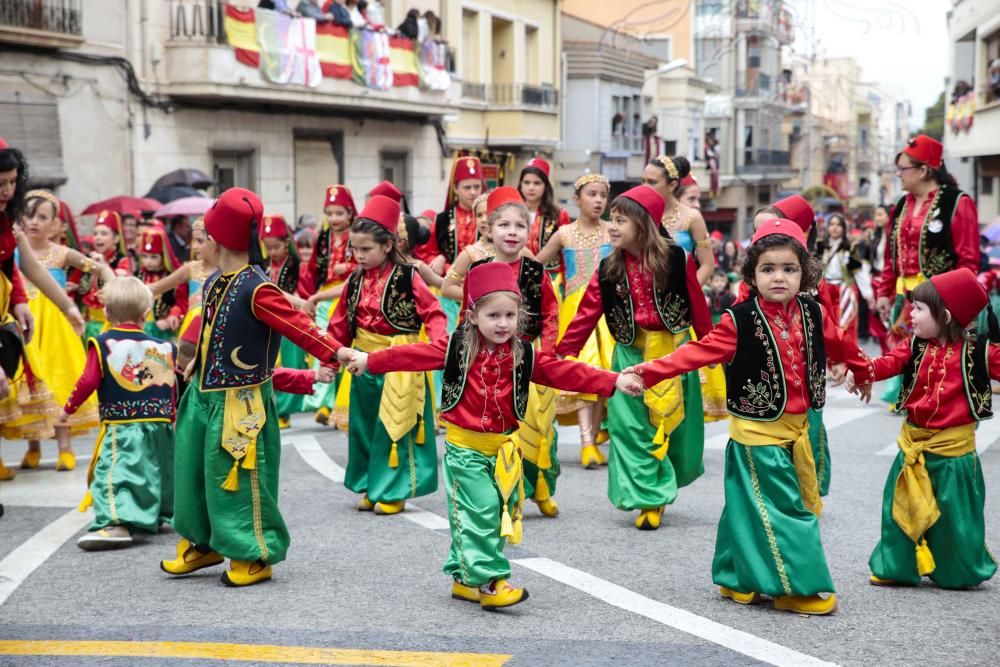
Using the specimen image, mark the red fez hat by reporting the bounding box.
[140,228,165,255]
[710,230,724,241]
[928,268,988,328]
[419,209,437,221]
[324,185,356,214]
[466,261,520,307]
[260,214,290,240]
[0,137,8,150]
[772,195,814,234]
[524,157,551,179]
[368,180,403,203]
[452,156,483,184]
[618,185,665,227]
[486,186,524,216]
[205,187,263,252]
[94,210,122,234]
[902,134,943,170]
[680,174,697,187]
[751,218,807,248]
[358,195,401,233]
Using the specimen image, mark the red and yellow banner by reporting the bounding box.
[224,5,259,68]
[389,36,420,88]
[316,23,352,80]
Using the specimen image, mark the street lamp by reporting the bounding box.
[644,58,689,81]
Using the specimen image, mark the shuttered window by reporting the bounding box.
[0,91,66,187]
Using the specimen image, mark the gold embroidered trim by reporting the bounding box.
[449,470,471,585]
[250,468,269,561]
[408,436,417,498]
[743,444,792,596]
[107,425,119,524]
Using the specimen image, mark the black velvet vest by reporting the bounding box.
[896,337,992,421]
[725,296,826,421]
[469,257,544,341]
[139,270,175,321]
[435,209,460,264]
[343,263,422,339]
[598,245,692,345]
[440,327,534,422]
[313,222,333,292]
[271,255,300,295]
[889,185,963,279]
[92,328,176,422]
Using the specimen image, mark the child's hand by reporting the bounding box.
[315,365,335,383]
[0,368,8,400]
[347,351,369,376]
[183,357,196,382]
[845,370,873,404]
[64,305,85,337]
[615,372,644,397]
[827,363,847,386]
[336,347,355,365]
[57,410,70,424]
[333,262,349,276]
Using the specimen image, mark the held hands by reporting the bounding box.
[845,370,873,404]
[428,255,447,275]
[347,351,369,377]
[335,347,355,365]
[615,371,645,397]
[314,365,336,384]
[875,296,892,320]
[827,363,847,386]
[57,409,70,424]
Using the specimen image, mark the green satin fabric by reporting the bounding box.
[304,299,337,412]
[808,408,831,497]
[173,381,291,564]
[522,442,559,500]
[345,369,438,503]
[880,294,906,405]
[442,443,517,587]
[142,320,173,342]
[606,343,703,511]
[275,336,308,418]
[712,439,835,597]
[88,421,174,534]
[869,448,997,588]
[83,319,104,342]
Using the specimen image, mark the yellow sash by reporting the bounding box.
[0,271,11,320]
[892,421,976,574]
[633,328,686,460]
[355,328,425,468]
[445,423,524,545]
[730,413,821,516]
[219,385,266,492]
[515,339,556,499]
[895,273,925,296]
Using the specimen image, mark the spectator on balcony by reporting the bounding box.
[344,0,367,28]
[258,0,297,16]
[322,0,354,28]
[297,0,332,22]
[990,59,1000,100]
[421,10,441,42]
[364,0,386,29]
[397,9,419,40]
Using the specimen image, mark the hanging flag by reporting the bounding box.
[352,29,393,90]
[316,23,352,80]
[225,5,259,68]
[389,37,420,88]
[419,39,451,91]
[257,10,321,87]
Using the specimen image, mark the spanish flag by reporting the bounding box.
[316,23,352,80]
[225,5,259,68]
[389,36,420,88]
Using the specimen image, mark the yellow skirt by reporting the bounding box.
[0,334,60,441]
[556,286,615,418]
[694,326,727,423]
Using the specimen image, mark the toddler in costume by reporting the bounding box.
[344,262,642,609]
[63,277,177,551]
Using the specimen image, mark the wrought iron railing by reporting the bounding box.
[0,0,82,35]
[169,0,226,43]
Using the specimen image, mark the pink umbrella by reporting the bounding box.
[154,196,212,219]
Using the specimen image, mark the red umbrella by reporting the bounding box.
[81,196,161,217]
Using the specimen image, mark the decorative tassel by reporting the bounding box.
[500,508,514,539]
[536,437,551,469]
[415,421,426,444]
[653,419,666,445]
[534,471,551,501]
[221,460,241,492]
[510,517,523,545]
[651,418,670,460]
[915,538,936,576]
[389,442,399,468]
[241,440,257,470]
[77,490,93,513]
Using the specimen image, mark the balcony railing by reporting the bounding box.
[169,0,226,43]
[462,82,487,101]
[462,83,559,110]
[739,149,791,174]
[0,0,82,46]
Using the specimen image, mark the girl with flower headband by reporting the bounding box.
[82,209,133,340]
[536,172,615,469]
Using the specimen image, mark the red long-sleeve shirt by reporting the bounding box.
[875,191,980,300]
[420,206,475,271]
[367,337,618,434]
[872,339,1000,429]
[557,252,712,358]
[634,298,875,413]
[737,280,842,335]
[327,261,447,349]
[272,367,318,394]
[252,282,344,363]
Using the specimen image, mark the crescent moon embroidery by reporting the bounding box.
[231,346,259,371]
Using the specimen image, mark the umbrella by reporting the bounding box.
[154,196,212,219]
[152,168,214,190]
[983,218,1000,243]
[145,185,204,204]
[81,195,161,217]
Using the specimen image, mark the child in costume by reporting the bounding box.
[260,214,309,429]
[160,187,343,587]
[847,268,997,589]
[557,185,712,530]
[148,216,212,345]
[136,226,187,341]
[302,185,357,427]
[345,262,641,609]
[63,276,177,551]
[82,210,133,339]
[817,213,863,347]
[630,218,874,614]
[536,173,614,468]
[326,195,447,515]
[518,157,571,283]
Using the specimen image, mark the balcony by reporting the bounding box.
[0,0,83,49]
[460,83,559,113]
[738,149,792,176]
[735,0,793,44]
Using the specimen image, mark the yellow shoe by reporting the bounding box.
[869,574,900,587]
[160,538,224,576]
[635,507,663,530]
[533,497,560,517]
[595,429,610,446]
[374,500,405,515]
[278,416,291,429]
[581,444,605,469]
[479,579,529,610]
[315,407,331,425]
[221,559,272,587]
[451,580,480,603]
[0,458,14,481]
[55,451,76,471]
[773,594,838,615]
[355,495,374,512]
[719,586,761,605]
[20,450,41,469]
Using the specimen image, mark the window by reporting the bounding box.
[695,37,723,82]
[696,0,723,16]
[985,29,1000,104]
[983,176,995,197]
[380,151,409,202]
[461,10,478,83]
[525,26,539,86]
[213,149,255,194]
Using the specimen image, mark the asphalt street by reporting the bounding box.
[1,381,998,667]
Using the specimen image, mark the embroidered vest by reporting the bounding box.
[534,213,561,272]
[91,329,176,422]
[435,209,458,264]
[197,265,281,391]
[343,263,423,339]
[139,270,175,320]
[889,185,963,279]
[896,337,992,421]
[597,245,693,345]
[440,327,535,422]
[724,296,826,421]
[270,255,300,295]
[469,257,545,341]
[313,221,332,292]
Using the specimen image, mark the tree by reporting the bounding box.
[917,91,945,141]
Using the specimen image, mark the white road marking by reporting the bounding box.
[0,510,91,607]
[876,417,1000,456]
[514,557,836,667]
[703,408,874,450]
[288,432,833,667]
